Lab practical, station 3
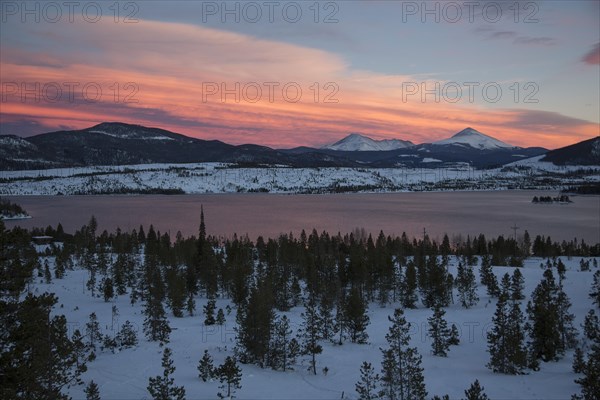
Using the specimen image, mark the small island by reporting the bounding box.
[532,195,572,204]
[0,197,30,220]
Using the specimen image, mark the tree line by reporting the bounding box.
[1,209,599,400]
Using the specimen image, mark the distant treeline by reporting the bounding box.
[0,197,28,218]
[532,195,572,204]
[70,188,185,195]
[562,184,600,195]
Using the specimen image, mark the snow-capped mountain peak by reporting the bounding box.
[323,133,414,151]
[432,128,516,150]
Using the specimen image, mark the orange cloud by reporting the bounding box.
[1,19,596,150]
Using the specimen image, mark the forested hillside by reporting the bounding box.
[1,212,599,399]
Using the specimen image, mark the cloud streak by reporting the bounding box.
[481,28,556,46]
[581,43,600,65]
[0,18,595,150]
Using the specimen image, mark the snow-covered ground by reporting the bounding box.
[0,213,31,220]
[323,133,413,151]
[431,128,514,150]
[1,160,598,195]
[31,254,597,400]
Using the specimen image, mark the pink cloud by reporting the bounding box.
[582,43,600,65]
[0,18,596,150]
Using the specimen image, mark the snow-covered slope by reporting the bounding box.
[323,133,414,151]
[88,130,175,141]
[85,122,182,141]
[3,160,598,195]
[432,128,516,150]
[31,252,599,400]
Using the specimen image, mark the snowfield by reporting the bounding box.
[431,128,515,150]
[323,133,414,151]
[0,213,31,220]
[1,159,598,195]
[31,254,597,400]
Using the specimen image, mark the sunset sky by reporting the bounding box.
[1,0,599,149]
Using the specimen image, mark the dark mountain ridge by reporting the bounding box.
[1,122,593,170]
[540,136,599,166]
[1,122,357,170]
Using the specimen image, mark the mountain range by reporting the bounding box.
[0,122,596,170]
[325,128,515,152]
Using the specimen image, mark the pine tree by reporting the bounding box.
[556,282,578,353]
[44,259,52,283]
[71,328,90,367]
[116,320,138,349]
[101,277,114,302]
[55,248,67,279]
[235,279,274,367]
[334,291,347,345]
[147,347,186,400]
[580,258,591,272]
[445,274,454,306]
[318,295,336,341]
[143,297,171,345]
[345,287,370,344]
[101,334,117,353]
[522,230,531,257]
[86,260,97,297]
[401,261,418,309]
[111,305,119,331]
[166,272,186,318]
[420,256,450,308]
[198,350,216,382]
[527,269,562,362]
[479,256,500,298]
[448,324,460,346]
[590,270,600,308]
[204,298,216,326]
[197,207,219,297]
[86,312,102,350]
[510,269,525,301]
[574,338,600,400]
[428,303,451,357]
[456,263,479,308]
[463,379,489,400]
[499,273,511,298]
[84,380,101,400]
[380,349,397,400]
[582,309,599,345]
[573,347,585,373]
[186,292,195,316]
[379,308,427,400]
[356,361,380,400]
[291,276,302,307]
[1,293,88,399]
[217,356,242,399]
[487,286,527,374]
[112,253,127,295]
[269,315,297,371]
[505,301,528,373]
[216,308,226,325]
[298,294,323,375]
[440,234,451,266]
[556,258,566,282]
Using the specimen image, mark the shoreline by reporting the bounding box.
[3,188,597,198]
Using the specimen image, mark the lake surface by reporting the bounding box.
[4,192,599,243]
